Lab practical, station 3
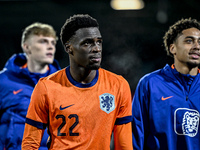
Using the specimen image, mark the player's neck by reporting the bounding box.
[70,67,96,84]
[27,61,49,74]
[174,62,198,76]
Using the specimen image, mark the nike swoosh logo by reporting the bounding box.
[13,89,23,95]
[60,104,74,110]
[161,96,173,101]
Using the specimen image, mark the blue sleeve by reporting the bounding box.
[132,78,149,150]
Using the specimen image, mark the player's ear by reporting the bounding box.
[22,42,31,55]
[65,43,73,55]
[169,43,176,55]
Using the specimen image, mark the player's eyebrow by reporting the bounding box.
[185,36,200,40]
[81,37,102,43]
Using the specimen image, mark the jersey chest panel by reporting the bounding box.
[146,78,200,138]
[45,81,119,148]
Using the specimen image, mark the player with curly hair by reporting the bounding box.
[22,14,133,150]
[132,18,200,150]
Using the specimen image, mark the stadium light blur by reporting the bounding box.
[110,0,144,10]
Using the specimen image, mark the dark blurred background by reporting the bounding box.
[0,0,200,94]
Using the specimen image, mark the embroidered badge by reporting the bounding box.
[99,93,115,114]
[174,108,199,137]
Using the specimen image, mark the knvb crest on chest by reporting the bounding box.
[99,93,115,114]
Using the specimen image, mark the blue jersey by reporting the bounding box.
[132,64,200,150]
[0,53,60,150]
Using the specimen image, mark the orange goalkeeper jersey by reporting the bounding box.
[24,66,132,150]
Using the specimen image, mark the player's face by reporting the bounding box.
[69,27,102,70]
[170,27,200,68]
[25,35,56,65]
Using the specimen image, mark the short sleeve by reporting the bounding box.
[115,77,132,125]
[25,79,49,129]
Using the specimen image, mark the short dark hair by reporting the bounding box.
[163,18,200,57]
[60,14,99,46]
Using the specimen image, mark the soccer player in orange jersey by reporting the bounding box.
[22,14,133,150]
